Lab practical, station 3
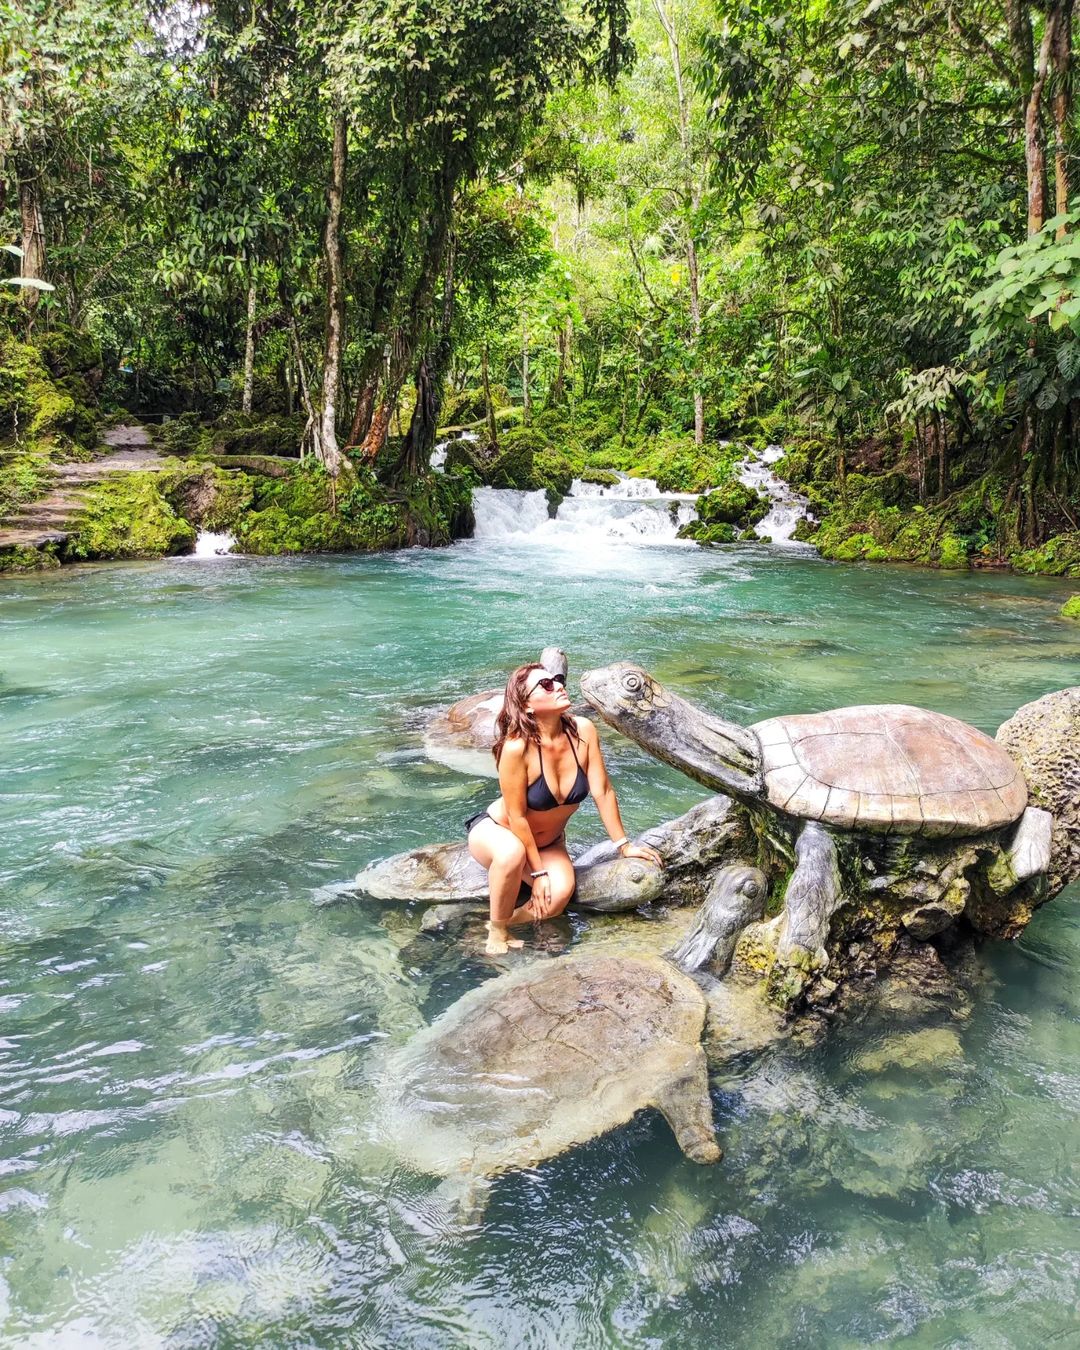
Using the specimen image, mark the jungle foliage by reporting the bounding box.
[3,0,1080,564]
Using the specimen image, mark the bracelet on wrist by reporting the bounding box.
[530,870,549,878]
[612,836,629,851]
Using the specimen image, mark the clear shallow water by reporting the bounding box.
[1,538,1078,1347]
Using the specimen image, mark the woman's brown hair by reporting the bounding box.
[493,662,579,766]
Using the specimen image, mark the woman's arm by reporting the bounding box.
[578,719,663,866]
[498,740,545,875]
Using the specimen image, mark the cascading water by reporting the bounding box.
[734,444,813,543]
[431,430,478,472]
[193,530,236,557]
[472,472,696,545]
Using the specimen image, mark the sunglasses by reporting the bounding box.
[529,674,567,695]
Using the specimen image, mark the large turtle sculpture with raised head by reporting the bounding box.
[373,864,768,1211]
[579,663,1080,1006]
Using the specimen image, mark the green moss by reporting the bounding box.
[0,453,50,518]
[677,519,737,545]
[601,432,741,493]
[577,468,620,486]
[210,412,305,458]
[1060,594,1080,620]
[697,480,769,528]
[0,544,61,573]
[1012,532,1080,577]
[64,472,196,560]
[231,464,471,556]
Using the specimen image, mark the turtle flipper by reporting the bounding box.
[769,821,841,1004]
[654,1048,722,1164]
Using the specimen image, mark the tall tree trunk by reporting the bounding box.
[1053,0,1074,234]
[18,164,46,316]
[654,0,705,445]
[549,317,571,405]
[687,234,704,445]
[348,369,379,447]
[400,230,456,477]
[242,279,257,415]
[481,344,498,450]
[360,204,451,464]
[1025,10,1056,235]
[522,324,531,425]
[317,112,347,476]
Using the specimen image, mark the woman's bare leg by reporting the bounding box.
[468,817,529,954]
[508,837,576,924]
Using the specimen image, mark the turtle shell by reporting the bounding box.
[751,704,1028,837]
[380,953,710,1179]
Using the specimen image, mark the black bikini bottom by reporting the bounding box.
[465,812,567,856]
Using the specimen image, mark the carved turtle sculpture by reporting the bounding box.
[353,794,752,914]
[424,646,568,773]
[579,664,1079,1006]
[374,864,768,1208]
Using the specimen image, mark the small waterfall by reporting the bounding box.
[431,430,478,473]
[736,445,813,544]
[470,473,694,545]
[471,487,551,538]
[193,531,236,557]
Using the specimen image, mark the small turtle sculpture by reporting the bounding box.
[375,864,767,1208]
[580,663,1079,1005]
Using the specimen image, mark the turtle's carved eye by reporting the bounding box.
[742,880,760,897]
[622,671,645,694]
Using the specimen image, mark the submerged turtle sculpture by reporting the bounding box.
[580,664,1080,1006]
[374,864,767,1208]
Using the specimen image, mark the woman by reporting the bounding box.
[466,661,663,954]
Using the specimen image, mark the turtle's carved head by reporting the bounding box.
[668,863,769,975]
[580,662,672,722]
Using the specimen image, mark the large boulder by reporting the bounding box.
[997,687,1080,896]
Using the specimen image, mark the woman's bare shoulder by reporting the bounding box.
[499,736,529,762]
[571,715,598,740]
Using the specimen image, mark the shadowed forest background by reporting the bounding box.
[3,0,1080,575]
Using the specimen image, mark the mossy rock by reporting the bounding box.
[697,481,769,528]
[1061,594,1080,621]
[153,412,206,458]
[1012,532,1080,577]
[168,466,255,532]
[64,472,197,561]
[0,544,62,574]
[210,412,305,458]
[439,385,511,428]
[230,464,472,556]
[577,469,620,487]
[677,519,737,545]
[0,452,51,519]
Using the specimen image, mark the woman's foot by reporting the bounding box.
[485,922,524,955]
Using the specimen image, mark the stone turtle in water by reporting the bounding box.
[375,863,767,1210]
[580,663,1080,1007]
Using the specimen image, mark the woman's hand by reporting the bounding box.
[618,842,663,867]
[530,873,553,917]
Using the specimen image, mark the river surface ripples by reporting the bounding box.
[1,536,1078,1347]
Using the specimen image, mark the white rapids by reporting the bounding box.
[734,445,813,544]
[472,473,696,546]
[193,531,237,557]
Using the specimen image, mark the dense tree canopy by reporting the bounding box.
[3,0,1079,554]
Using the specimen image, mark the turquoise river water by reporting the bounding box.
[1,529,1078,1347]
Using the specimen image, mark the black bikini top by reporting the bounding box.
[526,731,589,811]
